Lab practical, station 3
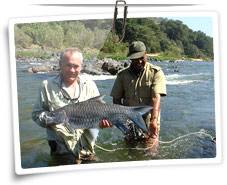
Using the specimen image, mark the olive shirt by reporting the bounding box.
[110,62,167,130]
[32,74,100,158]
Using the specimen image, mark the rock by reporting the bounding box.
[27,67,33,73]
[82,62,104,75]
[25,57,129,75]
[81,67,103,75]
[28,65,53,73]
[52,65,60,72]
[169,60,175,63]
[101,58,125,75]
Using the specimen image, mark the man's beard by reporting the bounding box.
[130,63,144,76]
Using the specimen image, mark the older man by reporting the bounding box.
[110,41,167,142]
[32,48,110,164]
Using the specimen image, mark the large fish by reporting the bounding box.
[45,95,151,134]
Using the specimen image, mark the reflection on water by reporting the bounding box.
[16,61,216,168]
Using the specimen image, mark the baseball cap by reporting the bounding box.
[127,41,146,59]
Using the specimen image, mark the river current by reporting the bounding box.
[16,60,216,168]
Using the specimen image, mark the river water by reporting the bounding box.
[16,60,216,168]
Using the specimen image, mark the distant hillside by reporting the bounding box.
[14,17,213,60]
[115,17,213,60]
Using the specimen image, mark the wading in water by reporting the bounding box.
[109,41,167,153]
[14,13,216,169]
[32,48,111,165]
[32,43,166,165]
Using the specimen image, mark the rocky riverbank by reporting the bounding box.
[17,55,210,76]
[18,57,130,75]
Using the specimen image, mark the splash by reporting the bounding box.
[166,80,200,85]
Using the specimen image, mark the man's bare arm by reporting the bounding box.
[149,93,161,138]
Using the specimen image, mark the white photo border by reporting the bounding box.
[8,10,221,175]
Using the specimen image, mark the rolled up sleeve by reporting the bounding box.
[152,69,167,96]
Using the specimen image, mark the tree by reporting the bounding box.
[14,25,33,48]
[14,18,214,60]
[64,21,94,49]
[44,23,64,49]
[93,27,110,49]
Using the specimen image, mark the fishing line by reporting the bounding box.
[95,130,216,152]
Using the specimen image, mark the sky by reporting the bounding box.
[167,17,213,37]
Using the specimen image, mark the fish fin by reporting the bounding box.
[131,106,152,116]
[88,95,106,103]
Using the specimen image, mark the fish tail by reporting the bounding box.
[127,106,152,133]
[114,121,130,135]
[129,115,148,133]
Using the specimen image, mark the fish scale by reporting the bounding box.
[46,95,152,135]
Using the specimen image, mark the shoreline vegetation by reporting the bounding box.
[15,17,213,74]
[14,17,213,63]
[16,46,212,63]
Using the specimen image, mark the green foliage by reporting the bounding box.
[16,48,51,59]
[82,48,100,60]
[14,25,33,48]
[119,18,163,53]
[14,18,213,60]
[17,22,64,49]
[163,43,183,58]
[63,21,94,49]
[44,23,64,49]
[93,27,110,49]
[96,33,128,60]
[159,19,213,59]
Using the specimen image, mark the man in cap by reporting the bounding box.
[110,41,167,145]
